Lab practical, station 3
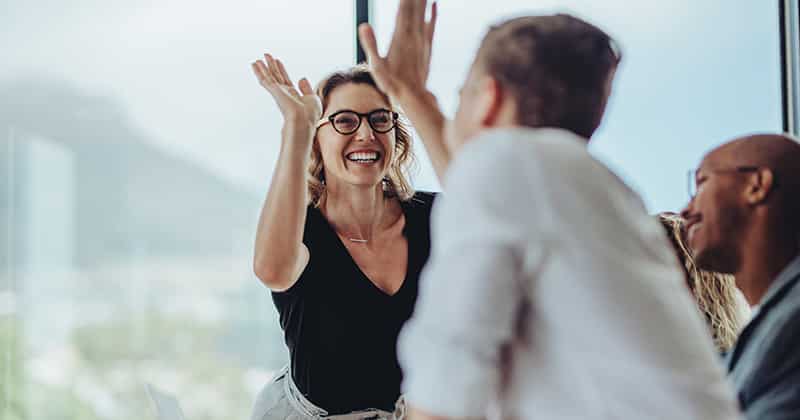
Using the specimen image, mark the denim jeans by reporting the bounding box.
[250,366,406,420]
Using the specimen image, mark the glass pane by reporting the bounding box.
[1,2,353,419]
[375,1,782,212]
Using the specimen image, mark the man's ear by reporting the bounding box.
[477,76,505,127]
[745,168,776,205]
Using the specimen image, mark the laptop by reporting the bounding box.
[145,383,187,420]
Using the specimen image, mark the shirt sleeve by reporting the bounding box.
[398,137,544,417]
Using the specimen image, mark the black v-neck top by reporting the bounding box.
[271,191,436,414]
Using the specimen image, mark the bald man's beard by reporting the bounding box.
[693,206,747,275]
[694,244,741,276]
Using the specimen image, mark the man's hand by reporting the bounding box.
[358,0,437,100]
[359,0,451,183]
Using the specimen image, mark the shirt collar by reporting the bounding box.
[473,126,589,146]
[758,254,800,307]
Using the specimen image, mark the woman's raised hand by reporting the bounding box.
[252,54,322,128]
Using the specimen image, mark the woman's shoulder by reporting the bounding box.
[301,204,329,243]
[405,190,438,211]
[400,191,438,228]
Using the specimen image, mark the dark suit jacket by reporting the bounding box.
[727,256,800,420]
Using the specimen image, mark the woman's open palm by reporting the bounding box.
[252,54,322,127]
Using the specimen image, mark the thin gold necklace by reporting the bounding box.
[335,230,368,243]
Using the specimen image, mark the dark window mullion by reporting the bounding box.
[780,0,800,135]
[355,0,371,64]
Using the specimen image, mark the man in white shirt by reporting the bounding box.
[359,2,742,419]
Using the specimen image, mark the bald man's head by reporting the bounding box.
[681,133,800,274]
[714,134,800,180]
[717,134,800,224]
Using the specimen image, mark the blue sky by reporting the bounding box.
[376,1,782,212]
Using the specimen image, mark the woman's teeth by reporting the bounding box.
[346,151,379,162]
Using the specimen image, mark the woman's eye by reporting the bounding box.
[336,117,357,125]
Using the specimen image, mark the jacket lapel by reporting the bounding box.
[727,268,800,372]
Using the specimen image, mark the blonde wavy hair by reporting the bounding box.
[307,65,416,207]
[658,212,749,353]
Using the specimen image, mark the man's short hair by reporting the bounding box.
[475,14,621,139]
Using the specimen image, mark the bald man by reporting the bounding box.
[682,134,800,420]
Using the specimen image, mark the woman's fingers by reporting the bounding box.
[253,54,310,113]
[298,77,313,95]
[250,61,262,82]
[264,54,286,86]
[275,58,293,86]
[252,60,274,87]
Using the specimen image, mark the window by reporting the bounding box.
[1,1,353,419]
[0,1,787,418]
[375,0,782,212]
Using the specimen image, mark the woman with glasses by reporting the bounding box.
[248,55,439,419]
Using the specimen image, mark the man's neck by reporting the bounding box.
[736,227,799,306]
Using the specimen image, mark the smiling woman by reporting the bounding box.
[249,59,438,416]
[308,70,417,207]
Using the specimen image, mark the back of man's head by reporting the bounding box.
[475,14,620,139]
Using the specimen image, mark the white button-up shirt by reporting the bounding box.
[399,128,742,419]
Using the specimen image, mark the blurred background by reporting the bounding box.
[0,1,787,419]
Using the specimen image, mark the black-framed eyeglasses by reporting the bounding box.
[687,166,760,199]
[316,109,398,135]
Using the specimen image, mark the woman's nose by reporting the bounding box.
[354,117,376,141]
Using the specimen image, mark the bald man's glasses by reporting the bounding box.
[687,166,759,200]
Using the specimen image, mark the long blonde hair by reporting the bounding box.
[307,65,416,207]
[658,212,749,353]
